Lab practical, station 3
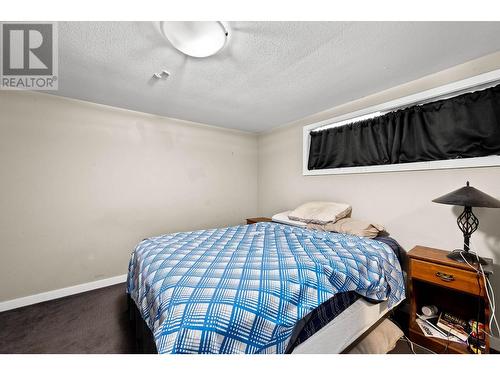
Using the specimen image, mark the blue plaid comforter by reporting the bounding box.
[127,222,405,354]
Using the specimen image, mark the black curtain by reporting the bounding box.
[308,84,500,170]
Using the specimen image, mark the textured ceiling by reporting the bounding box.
[51,21,500,132]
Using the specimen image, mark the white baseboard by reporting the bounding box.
[0,274,127,312]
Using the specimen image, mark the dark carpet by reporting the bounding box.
[389,339,434,354]
[0,283,418,354]
[0,283,134,354]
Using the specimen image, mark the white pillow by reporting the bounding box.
[271,211,307,228]
[288,201,352,225]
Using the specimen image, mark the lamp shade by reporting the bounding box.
[432,181,500,208]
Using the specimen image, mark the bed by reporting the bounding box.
[127,221,405,354]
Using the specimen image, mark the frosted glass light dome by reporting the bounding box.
[161,21,229,58]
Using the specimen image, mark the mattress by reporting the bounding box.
[292,297,403,353]
[127,222,405,354]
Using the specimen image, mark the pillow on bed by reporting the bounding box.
[306,218,385,239]
[271,211,307,228]
[347,319,403,354]
[288,201,352,225]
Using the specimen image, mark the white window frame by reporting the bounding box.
[303,69,500,176]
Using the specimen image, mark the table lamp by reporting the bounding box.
[432,181,500,265]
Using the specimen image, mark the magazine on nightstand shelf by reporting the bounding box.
[415,317,463,343]
[436,312,470,342]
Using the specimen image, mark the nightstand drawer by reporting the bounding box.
[410,259,482,295]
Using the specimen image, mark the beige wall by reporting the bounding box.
[258,52,500,325]
[0,91,258,302]
[2,51,500,321]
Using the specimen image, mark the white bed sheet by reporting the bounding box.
[292,297,404,354]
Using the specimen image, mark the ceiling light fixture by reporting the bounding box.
[161,21,229,58]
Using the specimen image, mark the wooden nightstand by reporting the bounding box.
[408,246,493,354]
[246,217,272,225]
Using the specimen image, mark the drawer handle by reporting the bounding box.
[435,271,455,282]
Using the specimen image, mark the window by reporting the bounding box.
[303,69,500,175]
